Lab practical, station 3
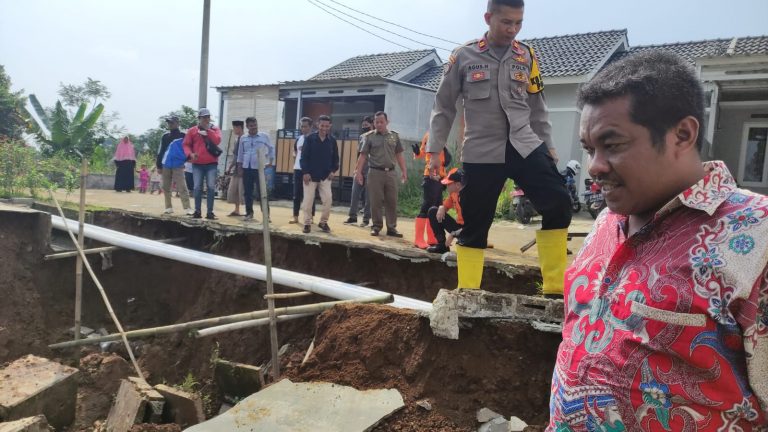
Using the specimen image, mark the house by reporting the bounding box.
[215,30,768,199]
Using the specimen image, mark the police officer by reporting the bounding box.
[427,0,571,297]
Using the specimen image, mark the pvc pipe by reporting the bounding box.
[50,215,432,312]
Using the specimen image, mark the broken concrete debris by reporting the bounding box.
[104,378,164,432]
[415,399,432,411]
[430,289,564,339]
[153,385,204,429]
[0,355,79,430]
[0,416,53,432]
[212,359,265,400]
[477,407,503,423]
[186,379,404,432]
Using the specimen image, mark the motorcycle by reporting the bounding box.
[512,187,536,224]
[560,160,581,214]
[583,178,607,219]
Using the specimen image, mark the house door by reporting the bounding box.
[738,122,768,187]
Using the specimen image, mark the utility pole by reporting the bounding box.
[198,0,211,109]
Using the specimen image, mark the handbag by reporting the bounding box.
[204,134,222,157]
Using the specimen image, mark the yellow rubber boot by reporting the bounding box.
[456,245,484,289]
[536,229,568,297]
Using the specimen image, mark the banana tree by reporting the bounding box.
[25,94,104,158]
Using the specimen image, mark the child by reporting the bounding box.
[137,165,149,193]
[427,168,465,254]
[149,168,162,195]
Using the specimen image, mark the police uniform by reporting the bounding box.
[427,34,571,295]
[360,129,404,234]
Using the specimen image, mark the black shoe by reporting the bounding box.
[370,228,380,236]
[360,220,370,227]
[543,293,564,300]
[318,222,331,233]
[427,244,449,254]
[303,225,311,234]
[343,217,357,225]
[206,213,218,220]
[192,211,202,219]
[386,229,403,238]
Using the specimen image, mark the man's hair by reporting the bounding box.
[300,117,313,126]
[231,120,244,127]
[374,111,388,121]
[317,115,332,123]
[487,0,524,12]
[577,50,705,152]
[362,116,373,124]
[245,117,257,125]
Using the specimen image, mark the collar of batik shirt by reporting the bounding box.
[654,160,738,219]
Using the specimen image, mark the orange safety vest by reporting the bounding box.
[443,191,463,225]
[414,132,447,178]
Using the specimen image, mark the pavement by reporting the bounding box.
[49,189,596,269]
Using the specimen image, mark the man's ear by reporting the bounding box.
[484,12,492,26]
[670,115,700,157]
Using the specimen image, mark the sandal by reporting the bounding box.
[228,211,242,217]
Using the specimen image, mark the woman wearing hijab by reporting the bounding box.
[114,137,137,192]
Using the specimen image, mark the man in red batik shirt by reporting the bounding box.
[548,50,768,431]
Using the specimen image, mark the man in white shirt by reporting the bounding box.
[236,117,275,222]
[291,117,315,224]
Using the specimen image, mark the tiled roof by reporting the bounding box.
[522,30,627,77]
[310,50,435,81]
[407,64,446,91]
[621,35,768,64]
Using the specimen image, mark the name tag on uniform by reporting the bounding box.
[513,71,528,82]
[468,70,489,82]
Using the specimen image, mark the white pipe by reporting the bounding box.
[50,215,432,312]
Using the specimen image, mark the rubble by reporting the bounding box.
[104,378,164,432]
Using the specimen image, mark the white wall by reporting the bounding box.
[713,105,768,195]
[384,84,436,142]
[223,86,282,143]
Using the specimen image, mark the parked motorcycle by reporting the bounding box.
[583,178,607,219]
[512,187,536,224]
[561,160,581,214]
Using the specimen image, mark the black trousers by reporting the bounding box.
[243,168,270,216]
[418,177,444,218]
[459,142,571,248]
[427,206,463,243]
[293,170,315,217]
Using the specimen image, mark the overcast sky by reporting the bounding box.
[2,0,766,135]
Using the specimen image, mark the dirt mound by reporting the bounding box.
[74,352,133,431]
[286,304,560,431]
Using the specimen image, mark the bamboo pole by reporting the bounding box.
[49,295,393,349]
[195,313,314,338]
[44,237,186,260]
[74,158,87,341]
[264,291,313,300]
[49,192,146,381]
[257,146,280,380]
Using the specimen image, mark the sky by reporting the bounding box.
[1,0,767,135]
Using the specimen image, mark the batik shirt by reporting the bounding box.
[549,161,768,431]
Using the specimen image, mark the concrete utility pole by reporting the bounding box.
[198,0,211,108]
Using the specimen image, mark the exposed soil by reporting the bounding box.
[0,206,558,431]
[286,304,559,431]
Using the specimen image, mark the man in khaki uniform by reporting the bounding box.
[427,0,571,296]
[355,111,408,237]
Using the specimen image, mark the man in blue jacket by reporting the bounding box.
[160,136,193,215]
[300,115,339,234]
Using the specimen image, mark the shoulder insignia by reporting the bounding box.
[526,45,544,94]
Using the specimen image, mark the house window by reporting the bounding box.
[738,122,768,187]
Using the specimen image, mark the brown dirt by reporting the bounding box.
[285,304,560,431]
[74,353,133,431]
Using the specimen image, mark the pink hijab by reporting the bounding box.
[114,137,136,161]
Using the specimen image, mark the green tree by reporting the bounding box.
[26,94,104,158]
[57,77,125,146]
[0,65,28,139]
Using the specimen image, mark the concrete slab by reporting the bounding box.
[213,359,265,399]
[154,384,205,428]
[429,289,565,339]
[185,379,404,432]
[0,416,52,432]
[105,378,165,432]
[0,355,79,430]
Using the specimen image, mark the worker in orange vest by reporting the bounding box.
[427,167,464,253]
[412,131,452,249]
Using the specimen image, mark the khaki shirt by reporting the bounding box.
[427,34,553,163]
[360,130,403,169]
